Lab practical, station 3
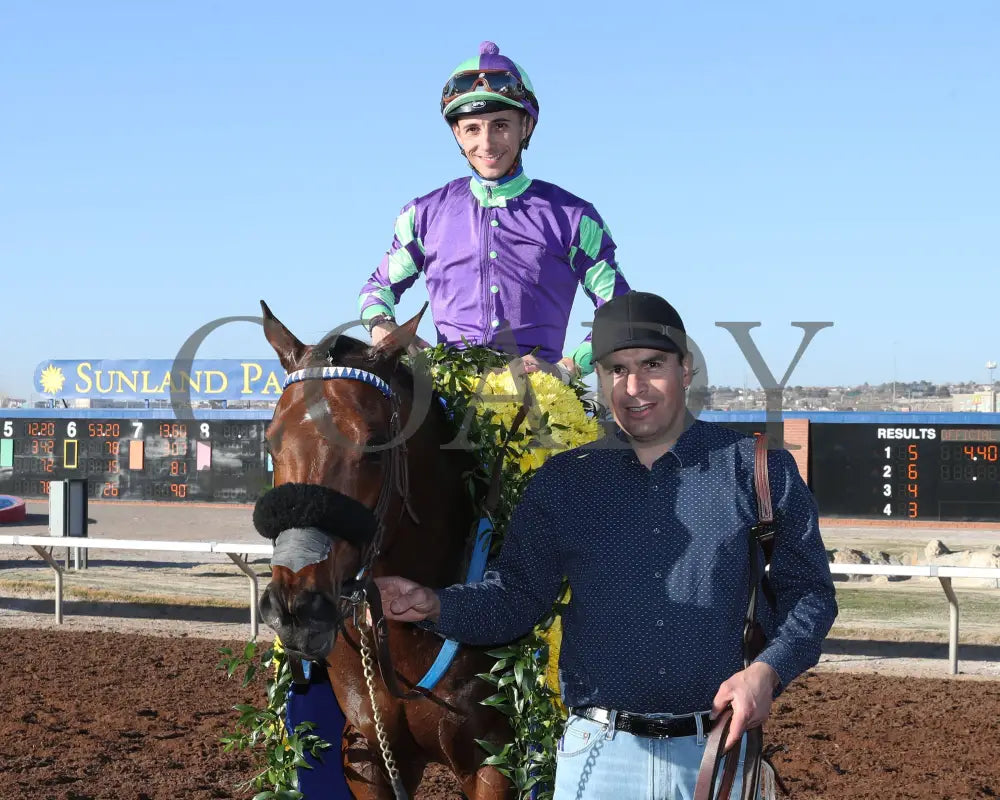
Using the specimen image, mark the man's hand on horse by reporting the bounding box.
[710,661,780,751]
[374,576,441,623]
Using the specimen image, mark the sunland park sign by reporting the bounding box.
[34,360,287,401]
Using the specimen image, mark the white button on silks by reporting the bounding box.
[490,285,499,293]
[491,319,499,328]
[489,251,498,259]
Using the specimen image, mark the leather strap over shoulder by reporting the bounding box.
[696,434,779,800]
[753,434,773,528]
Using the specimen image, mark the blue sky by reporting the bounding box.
[2,1,997,399]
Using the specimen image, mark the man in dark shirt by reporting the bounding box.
[376,291,837,799]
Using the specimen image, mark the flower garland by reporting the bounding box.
[425,345,602,799]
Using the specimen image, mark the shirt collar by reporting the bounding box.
[613,415,704,468]
[469,166,531,208]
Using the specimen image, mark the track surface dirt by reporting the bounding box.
[3,502,1000,798]
[2,628,999,800]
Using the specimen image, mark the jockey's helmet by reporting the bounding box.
[440,41,539,138]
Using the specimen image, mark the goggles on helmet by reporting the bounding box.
[440,70,530,112]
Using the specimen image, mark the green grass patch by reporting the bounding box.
[834,583,1000,632]
[0,578,247,608]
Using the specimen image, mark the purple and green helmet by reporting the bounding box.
[441,41,539,123]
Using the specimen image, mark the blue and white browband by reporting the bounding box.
[282,367,392,399]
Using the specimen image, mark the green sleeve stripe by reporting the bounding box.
[577,215,605,261]
[387,246,419,284]
[359,287,396,317]
[583,260,618,302]
[570,341,595,376]
[393,207,425,255]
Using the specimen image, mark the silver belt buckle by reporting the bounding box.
[577,706,611,725]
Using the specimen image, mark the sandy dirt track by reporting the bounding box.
[2,501,1000,798]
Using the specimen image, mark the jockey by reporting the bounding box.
[358,41,631,382]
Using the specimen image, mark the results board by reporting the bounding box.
[3,414,999,518]
[0,418,271,503]
[809,423,1000,521]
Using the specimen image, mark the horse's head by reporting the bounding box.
[255,301,425,662]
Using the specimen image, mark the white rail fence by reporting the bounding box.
[0,535,273,637]
[1,536,999,674]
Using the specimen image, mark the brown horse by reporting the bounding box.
[255,301,512,800]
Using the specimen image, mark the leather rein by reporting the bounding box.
[693,433,784,800]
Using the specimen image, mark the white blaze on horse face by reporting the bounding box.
[272,527,333,573]
[303,398,331,426]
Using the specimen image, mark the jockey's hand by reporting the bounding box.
[710,661,780,751]
[374,576,441,623]
[517,355,579,383]
[557,357,580,382]
[371,321,431,354]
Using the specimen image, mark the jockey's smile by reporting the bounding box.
[451,110,531,180]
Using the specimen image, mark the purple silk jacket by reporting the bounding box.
[358,169,630,374]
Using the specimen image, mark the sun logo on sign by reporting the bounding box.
[39,364,66,394]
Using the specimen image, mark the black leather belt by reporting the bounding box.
[573,706,714,739]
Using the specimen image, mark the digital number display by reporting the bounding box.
[0,418,272,503]
[809,424,1000,521]
[4,415,998,517]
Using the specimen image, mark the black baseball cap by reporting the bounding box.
[592,291,687,363]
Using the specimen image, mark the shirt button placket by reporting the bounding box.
[486,215,499,334]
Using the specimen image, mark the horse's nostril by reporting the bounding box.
[259,586,287,629]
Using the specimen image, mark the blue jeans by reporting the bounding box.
[553,712,747,800]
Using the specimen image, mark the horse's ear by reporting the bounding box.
[261,300,308,372]
[371,303,428,361]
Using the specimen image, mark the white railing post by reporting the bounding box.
[31,545,65,624]
[937,576,959,675]
[226,552,261,640]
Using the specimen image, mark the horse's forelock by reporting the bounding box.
[310,333,371,370]
[305,332,425,408]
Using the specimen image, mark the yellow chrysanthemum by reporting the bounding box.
[476,370,601,474]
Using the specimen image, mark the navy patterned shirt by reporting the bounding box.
[436,420,837,714]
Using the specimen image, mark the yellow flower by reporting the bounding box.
[475,369,601,474]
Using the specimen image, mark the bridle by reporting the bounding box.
[279,365,417,609]
[273,360,531,703]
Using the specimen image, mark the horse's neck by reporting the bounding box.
[380,413,476,587]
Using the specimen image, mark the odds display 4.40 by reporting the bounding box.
[809,424,1000,521]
